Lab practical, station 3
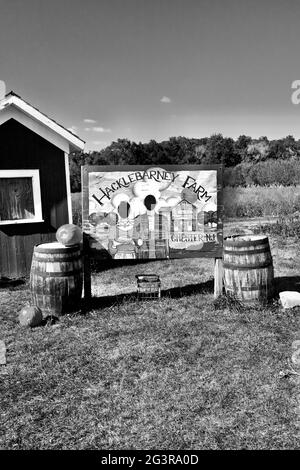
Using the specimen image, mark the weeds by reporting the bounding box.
[253,213,300,237]
[213,292,246,313]
[223,185,300,218]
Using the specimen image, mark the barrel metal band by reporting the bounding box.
[224,238,269,248]
[223,262,272,270]
[33,256,82,262]
[31,269,83,277]
[34,247,81,254]
[241,285,268,291]
[223,248,271,255]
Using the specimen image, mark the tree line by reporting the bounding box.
[70,134,300,192]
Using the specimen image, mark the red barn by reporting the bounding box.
[0,92,85,278]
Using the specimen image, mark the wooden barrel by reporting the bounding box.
[223,235,274,303]
[30,242,83,315]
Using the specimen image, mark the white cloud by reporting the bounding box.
[92,126,112,133]
[84,118,97,124]
[92,140,108,146]
[160,96,172,103]
[85,127,91,131]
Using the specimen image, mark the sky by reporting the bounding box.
[1,0,300,151]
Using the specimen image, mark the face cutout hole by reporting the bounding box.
[144,194,157,211]
[118,201,130,219]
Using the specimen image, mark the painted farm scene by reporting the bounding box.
[1,0,300,453]
[83,166,222,260]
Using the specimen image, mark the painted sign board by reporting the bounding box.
[82,165,223,260]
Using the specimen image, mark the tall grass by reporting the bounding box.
[223,185,300,218]
[224,159,300,187]
[72,185,300,223]
[72,192,82,226]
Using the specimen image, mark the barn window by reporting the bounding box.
[0,169,43,224]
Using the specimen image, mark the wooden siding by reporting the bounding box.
[0,119,69,278]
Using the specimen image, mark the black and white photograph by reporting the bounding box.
[0,0,300,453]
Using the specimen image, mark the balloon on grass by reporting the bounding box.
[19,306,43,327]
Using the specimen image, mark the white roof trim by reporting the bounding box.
[0,93,85,152]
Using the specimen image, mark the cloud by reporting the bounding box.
[85,127,91,131]
[93,140,108,146]
[84,118,97,124]
[160,96,172,103]
[92,126,112,133]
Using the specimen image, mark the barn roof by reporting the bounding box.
[0,91,85,152]
[174,198,195,207]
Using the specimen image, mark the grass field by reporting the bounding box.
[72,185,300,225]
[1,222,300,450]
[223,185,300,218]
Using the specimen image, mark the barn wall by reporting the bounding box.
[0,118,69,278]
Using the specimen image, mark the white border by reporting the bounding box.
[0,107,70,153]
[0,169,43,225]
[64,152,73,223]
[0,95,85,152]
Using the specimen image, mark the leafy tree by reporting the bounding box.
[69,151,94,192]
[69,133,300,191]
[245,137,270,163]
[234,135,251,162]
[203,134,240,166]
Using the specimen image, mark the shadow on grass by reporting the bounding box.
[40,315,60,326]
[82,278,214,313]
[90,258,164,272]
[0,277,26,289]
[82,276,300,313]
[274,275,300,294]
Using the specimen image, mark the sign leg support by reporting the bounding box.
[83,235,92,303]
[214,257,223,298]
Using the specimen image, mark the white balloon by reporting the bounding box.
[129,196,146,217]
[133,181,160,200]
[111,192,130,208]
[154,197,168,214]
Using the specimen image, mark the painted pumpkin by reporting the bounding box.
[19,306,43,327]
[56,224,82,246]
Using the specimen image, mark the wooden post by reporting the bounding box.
[81,167,92,305]
[83,234,91,302]
[214,257,223,298]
